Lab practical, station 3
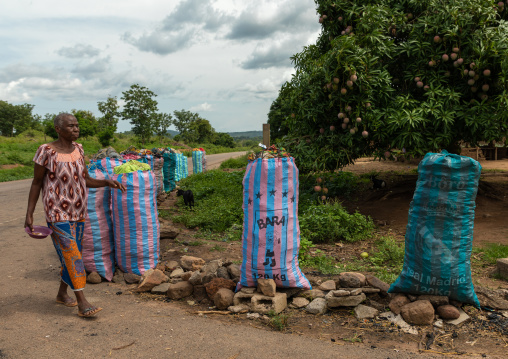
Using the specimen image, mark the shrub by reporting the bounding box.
[219,154,249,169]
[299,201,374,243]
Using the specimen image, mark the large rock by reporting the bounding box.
[169,267,185,278]
[124,272,141,284]
[327,293,366,308]
[337,272,366,288]
[188,271,203,286]
[475,286,508,310]
[201,259,222,276]
[290,297,310,309]
[389,294,410,315]
[328,290,350,297]
[299,289,325,300]
[418,295,449,307]
[365,275,390,295]
[497,258,508,280]
[251,293,287,314]
[257,278,276,297]
[181,271,193,281]
[111,270,125,284]
[204,277,236,299]
[354,305,379,320]
[180,255,205,271]
[306,298,327,315]
[87,272,102,284]
[151,283,171,295]
[201,273,216,285]
[437,305,460,320]
[214,288,235,310]
[166,260,179,271]
[227,264,241,281]
[137,269,169,292]
[160,225,179,239]
[318,280,336,291]
[400,300,435,325]
[167,281,194,300]
[193,285,208,302]
[216,267,230,280]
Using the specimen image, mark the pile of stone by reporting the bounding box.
[87,258,508,333]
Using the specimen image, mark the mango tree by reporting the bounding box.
[269,0,508,172]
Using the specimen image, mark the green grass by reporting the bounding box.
[172,169,244,232]
[219,153,250,169]
[210,244,226,252]
[0,166,34,182]
[299,235,405,282]
[267,310,290,331]
[473,243,508,266]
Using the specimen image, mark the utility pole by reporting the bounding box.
[263,123,270,148]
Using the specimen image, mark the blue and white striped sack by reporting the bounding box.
[389,150,481,307]
[192,151,204,174]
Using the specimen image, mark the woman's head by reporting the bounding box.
[54,113,80,141]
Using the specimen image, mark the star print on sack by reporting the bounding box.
[256,192,262,199]
[270,189,276,196]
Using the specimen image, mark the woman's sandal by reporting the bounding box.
[56,299,78,307]
[77,307,103,318]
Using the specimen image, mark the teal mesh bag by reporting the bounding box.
[389,151,481,307]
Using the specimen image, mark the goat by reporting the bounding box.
[370,175,386,190]
[177,189,194,209]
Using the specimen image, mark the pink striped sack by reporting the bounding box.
[82,163,115,281]
[111,170,160,276]
[91,157,126,176]
[238,157,311,289]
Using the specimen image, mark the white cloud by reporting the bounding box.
[189,102,213,112]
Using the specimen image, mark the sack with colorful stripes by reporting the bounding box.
[92,157,125,176]
[389,151,481,307]
[111,170,160,276]
[82,162,115,281]
[238,157,311,289]
[141,155,164,195]
[192,150,204,173]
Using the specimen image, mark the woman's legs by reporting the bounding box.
[49,220,102,316]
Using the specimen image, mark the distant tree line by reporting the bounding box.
[0,84,236,148]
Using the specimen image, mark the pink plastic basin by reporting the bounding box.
[25,225,53,239]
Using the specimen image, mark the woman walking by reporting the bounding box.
[25,113,125,317]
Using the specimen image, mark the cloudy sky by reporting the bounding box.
[0,0,321,133]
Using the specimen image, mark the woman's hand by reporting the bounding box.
[24,213,34,232]
[107,179,126,192]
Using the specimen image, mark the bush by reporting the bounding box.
[299,171,359,210]
[219,154,249,169]
[299,201,374,243]
[172,169,245,231]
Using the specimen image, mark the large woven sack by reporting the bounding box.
[111,170,160,276]
[192,151,204,174]
[91,157,125,176]
[389,151,481,307]
[238,157,311,289]
[82,163,115,281]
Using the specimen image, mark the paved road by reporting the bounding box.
[0,153,434,359]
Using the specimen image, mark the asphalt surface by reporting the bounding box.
[0,152,437,359]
